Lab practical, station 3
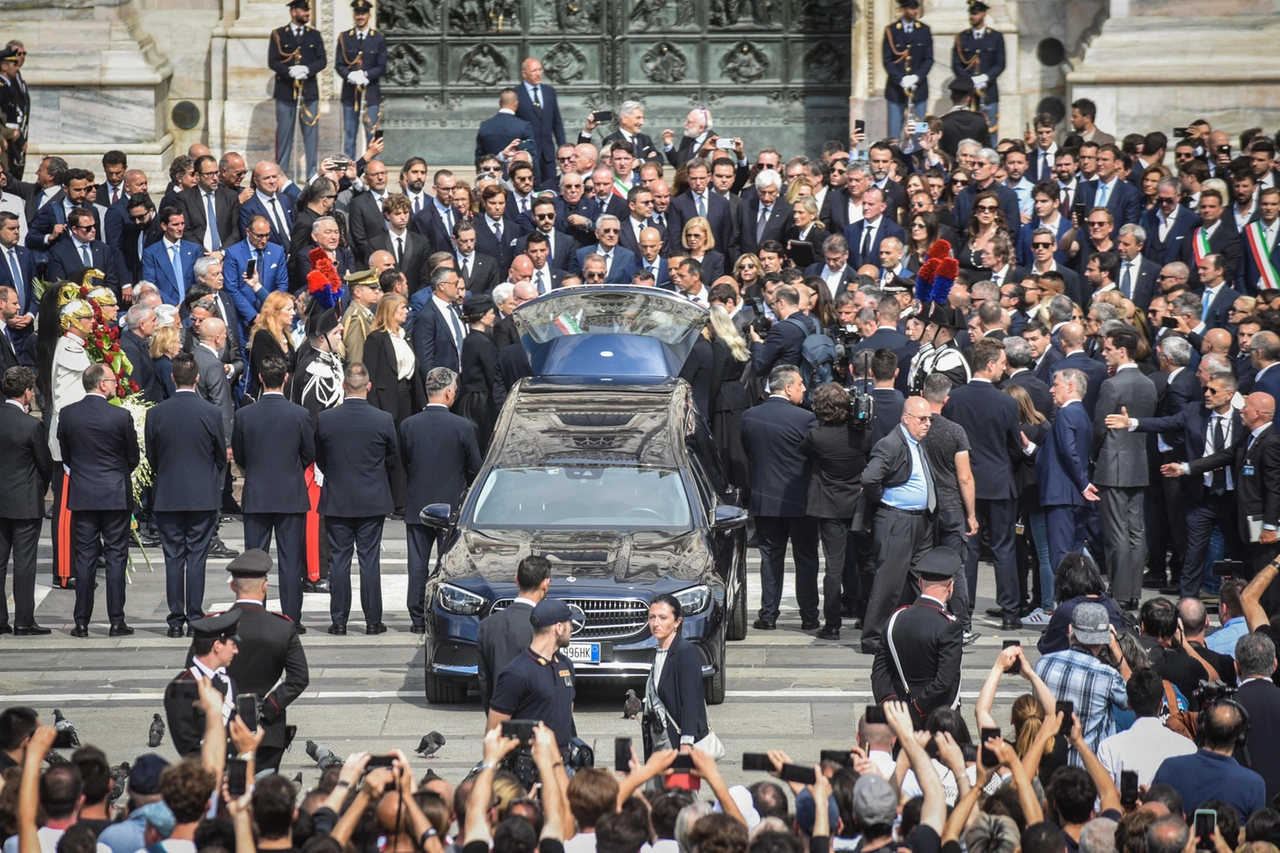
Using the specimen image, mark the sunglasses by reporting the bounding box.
[1087,221,1109,228]
[534,212,556,219]
[953,180,970,187]
[599,228,620,234]
[557,155,576,162]
[976,205,998,212]
[1032,241,1053,248]
[480,165,502,173]
[739,263,756,269]
[130,212,150,222]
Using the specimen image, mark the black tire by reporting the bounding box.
[726,575,748,641]
[704,660,726,705]
[425,670,467,704]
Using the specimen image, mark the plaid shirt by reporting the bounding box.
[1034,648,1129,765]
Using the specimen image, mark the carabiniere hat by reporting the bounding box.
[188,610,242,643]
[531,599,573,629]
[286,0,310,9]
[913,546,962,581]
[949,75,975,94]
[896,0,920,7]
[226,548,273,578]
[969,1,990,12]
[305,305,340,339]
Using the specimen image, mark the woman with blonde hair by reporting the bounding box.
[786,196,827,259]
[1005,383,1053,624]
[707,305,751,493]
[149,324,182,400]
[733,253,764,298]
[681,215,725,284]
[247,290,297,398]
[974,644,1067,785]
[364,292,423,515]
[785,178,813,204]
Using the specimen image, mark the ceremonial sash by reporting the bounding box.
[1244,221,1280,291]
[613,177,630,198]
[56,471,72,583]
[1192,228,1211,266]
[305,464,321,582]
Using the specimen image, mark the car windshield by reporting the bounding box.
[470,465,693,531]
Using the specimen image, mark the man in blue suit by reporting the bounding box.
[239,161,296,254]
[141,207,201,306]
[1240,187,1280,293]
[412,266,464,383]
[1015,181,1071,267]
[1140,177,1199,266]
[222,215,290,340]
[1030,368,1096,572]
[0,212,36,350]
[513,57,564,187]
[1076,144,1143,241]
[575,215,636,283]
[46,208,121,299]
[476,89,535,165]
[1049,322,1109,419]
[843,187,905,271]
[26,168,97,252]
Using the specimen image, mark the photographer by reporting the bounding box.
[748,285,806,379]
[850,349,903,444]
[1150,698,1264,822]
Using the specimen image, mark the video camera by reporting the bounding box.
[1193,680,1237,705]
[746,297,772,335]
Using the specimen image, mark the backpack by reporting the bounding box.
[786,315,836,387]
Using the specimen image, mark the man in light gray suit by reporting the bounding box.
[476,555,550,713]
[193,317,235,459]
[1092,325,1157,609]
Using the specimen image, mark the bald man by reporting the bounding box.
[1201,328,1233,358]
[368,250,396,276]
[1049,321,1108,418]
[1159,262,1190,295]
[507,254,534,285]
[188,143,212,161]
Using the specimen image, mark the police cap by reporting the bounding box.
[912,546,962,581]
[897,0,920,7]
[188,610,241,642]
[351,0,373,11]
[949,75,974,94]
[286,0,310,9]
[531,599,573,629]
[226,548,273,578]
[969,1,990,12]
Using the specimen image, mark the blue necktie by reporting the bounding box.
[206,193,221,251]
[6,249,23,306]
[1097,182,1110,207]
[171,245,185,299]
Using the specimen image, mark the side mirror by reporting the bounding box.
[711,505,748,530]
[419,503,454,529]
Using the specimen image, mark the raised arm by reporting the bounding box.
[885,700,944,835]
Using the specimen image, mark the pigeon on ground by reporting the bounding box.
[416,732,446,758]
[305,740,342,769]
[109,762,131,803]
[623,689,643,720]
[52,709,80,747]
[45,750,69,765]
[292,772,303,786]
[148,714,165,748]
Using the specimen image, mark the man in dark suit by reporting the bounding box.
[315,364,397,635]
[145,353,226,638]
[1075,144,1143,239]
[0,286,23,372]
[1234,632,1280,803]
[513,57,564,185]
[661,108,715,169]
[0,366,51,634]
[25,167,97,253]
[669,158,737,263]
[749,285,806,379]
[1241,187,1280,292]
[1140,177,1200,266]
[1117,224,1162,311]
[843,187,906,271]
[178,155,242,253]
[269,0,326,180]
[1030,368,1095,573]
[1025,322,1063,384]
[477,555,549,713]
[0,213,36,349]
[115,194,161,287]
[364,193,427,292]
[400,367,482,633]
[938,78,990,158]
[240,160,296,253]
[1001,336,1053,420]
[100,168,147,248]
[164,610,240,756]
[517,198,579,273]
[1181,190,1242,289]
[452,221,500,295]
[335,0,385,159]
[57,364,140,637]
[942,340,1025,629]
[233,354,315,624]
[806,235,860,299]
[413,266,464,382]
[1049,322,1109,418]
[739,365,819,631]
[46,208,120,299]
[600,101,661,163]
[476,88,535,164]
[1197,254,1244,333]
[737,172,791,258]
[475,185,525,272]
[345,159,391,262]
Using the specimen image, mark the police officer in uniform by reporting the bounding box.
[908,303,971,394]
[486,599,578,753]
[335,0,386,160]
[950,0,1004,146]
[164,610,241,757]
[269,0,327,182]
[219,550,310,773]
[870,546,965,727]
[939,77,990,159]
[881,0,933,142]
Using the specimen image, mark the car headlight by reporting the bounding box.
[436,583,487,615]
[674,585,711,616]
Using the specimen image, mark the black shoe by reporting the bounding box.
[1000,618,1023,631]
[0,623,10,634]
[222,500,243,515]
[963,630,981,646]
[839,605,858,617]
[985,606,1004,617]
[1159,586,1182,596]
[1142,572,1169,590]
[816,624,841,639]
[1120,598,1140,611]
[133,533,161,548]
[295,622,307,634]
[328,623,347,635]
[167,626,184,638]
[389,512,404,521]
[303,579,330,593]
[410,623,426,634]
[366,622,388,635]
[752,618,776,630]
[71,624,89,638]
[109,623,134,637]
[14,624,51,636]
[52,576,76,590]
[800,619,820,630]
[218,515,237,526]
[208,542,240,559]
[850,617,864,630]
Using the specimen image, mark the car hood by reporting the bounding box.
[512,286,708,379]
[440,528,713,585]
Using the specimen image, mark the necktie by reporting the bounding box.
[1120,262,1132,297]
[460,256,469,280]
[756,205,769,242]
[603,252,612,275]
[493,220,502,243]
[206,193,221,251]
[80,243,92,267]
[171,245,184,298]
[532,86,542,111]
[267,197,284,237]
[520,198,529,216]
[537,269,547,294]
[111,186,119,205]
[1202,289,1213,322]
[7,250,23,306]
[395,236,403,265]
[1097,182,1110,207]
[861,223,873,260]
[1060,187,1071,217]
[697,194,706,217]
[1040,151,1049,179]
[1211,416,1227,495]
[358,33,364,43]
[413,194,422,214]
[654,213,664,228]
[449,305,465,354]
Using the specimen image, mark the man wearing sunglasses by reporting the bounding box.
[47,208,121,300]
[1016,180,1070,268]
[1139,176,1200,267]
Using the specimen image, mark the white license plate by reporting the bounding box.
[564,643,601,663]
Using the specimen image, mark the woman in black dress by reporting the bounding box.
[706,305,751,495]
[453,294,500,454]
[680,216,725,285]
[364,293,423,516]
[785,197,828,264]
[247,291,297,399]
[958,189,1009,279]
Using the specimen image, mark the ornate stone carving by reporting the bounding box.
[803,41,844,84]
[449,0,520,33]
[543,42,587,84]
[795,0,848,30]
[641,42,687,84]
[380,0,442,32]
[708,0,773,27]
[422,92,463,110]
[629,0,667,31]
[386,43,429,86]
[720,42,769,83]
[763,89,803,105]
[556,0,600,32]
[458,44,508,85]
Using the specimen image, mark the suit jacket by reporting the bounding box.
[800,421,873,518]
[477,600,535,713]
[574,244,637,284]
[0,243,37,322]
[1141,205,1201,266]
[492,314,520,351]
[56,394,139,511]
[1240,220,1280,294]
[47,238,120,298]
[119,328,163,404]
[653,634,711,745]
[239,193,296,253]
[844,218,907,270]
[513,82,565,183]
[178,185,242,251]
[942,379,1022,501]
[409,200,459,256]
[1202,284,1244,332]
[456,251,501,295]
[360,227,423,292]
[1135,403,1242,503]
[1190,421,1280,542]
[1033,347,1064,385]
[1181,222,1244,289]
[232,392,315,514]
[346,190,391,262]
[335,28,386,105]
[1077,178,1143,239]
[954,183,1021,240]
[220,600,309,749]
[268,24,326,102]
[413,297,463,384]
[740,396,817,516]
[145,390,226,512]
[805,262,860,299]
[25,197,101,251]
[664,135,702,170]
[1092,366,1158,486]
[0,402,51,519]
[474,215,525,272]
[1015,216,1071,268]
[1119,255,1162,311]
[1236,677,1280,803]
[1002,369,1054,420]
[1034,401,1092,506]
[400,404,481,525]
[288,245,356,294]
[871,597,963,720]
[364,330,425,416]
[750,313,807,377]
[475,111,535,162]
[940,108,993,159]
[518,229,580,274]
[315,397,397,517]
[1049,351,1109,420]
[603,129,661,163]
[882,17,934,103]
[737,197,793,257]
[142,239,201,305]
[669,191,738,263]
[192,343,235,448]
[221,239,290,331]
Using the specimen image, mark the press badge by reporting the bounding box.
[1244,465,1255,476]
[559,669,573,687]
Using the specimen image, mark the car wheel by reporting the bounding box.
[726,575,748,641]
[425,670,468,704]
[704,661,726,705]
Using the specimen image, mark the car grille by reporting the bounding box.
[433,642,479,668]
[492,597,650,640]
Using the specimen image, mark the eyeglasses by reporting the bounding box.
[952,179,970,186]
[1031,241,1053,248]
[976,204,998,212]
[100,377,118,385]
[584,272,606,280]
[130,212,150,222]
[1157,274,1178,280]
[557,155,577,162]
[250,231,272,239]
[1159,196,1178,205]
[911,222,927,228]
[480,165,503,173]
[599,227,620,234]
[227,169,248,178]
[199,170,219,177]
[534,212,556,220]
[323,195,338,201]
[739,263,756,269]
[906,413,933,423]
[72,223,97,230]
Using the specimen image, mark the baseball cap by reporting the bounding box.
[713,785,761,829]
[795,788,841,835]
[128,753,170,795]
[134,801,176,837]
[1071,601,1112,645]
[852,775,898,826]
[531,598,573,628]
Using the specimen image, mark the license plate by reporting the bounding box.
[565,643,601,663]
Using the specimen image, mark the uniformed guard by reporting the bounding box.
[220,550,310,773]
[0,46,29,178]
[908,303,971,393]
[164,610,241,757]
[336,0,386,160]
[938,76,991,159]
[269,0,327,182]
[951,0,1005,146]
[291,307,344,593]
[486,599,578,754]
[881,0,933,141]
[870,546,965,727]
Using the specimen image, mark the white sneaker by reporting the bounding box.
[1023,607,1054,627]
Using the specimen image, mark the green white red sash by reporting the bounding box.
[1244,221,1280,290]
[1192,227,1211,266]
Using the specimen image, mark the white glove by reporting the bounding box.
[972,73,989,89]
[900,74,918,90]
[348,70,368,87]
[288,65,309,80]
